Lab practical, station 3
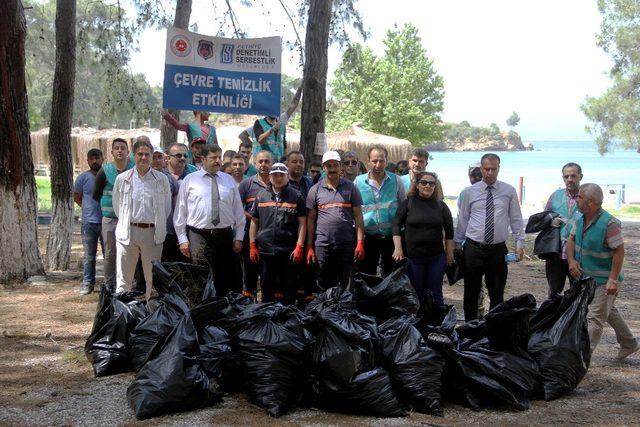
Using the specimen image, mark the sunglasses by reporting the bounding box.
[418,180,436,187]
[170,153,187,159]
[343,160,358,165]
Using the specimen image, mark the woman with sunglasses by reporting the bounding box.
[392,171,454,305]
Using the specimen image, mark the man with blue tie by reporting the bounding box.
[454,153,525,321]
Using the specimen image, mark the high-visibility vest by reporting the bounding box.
[574,210,623,285]
[549,188,582,241]
[355,172,399,236]
[254,118,285,161]
[100,160,133,218]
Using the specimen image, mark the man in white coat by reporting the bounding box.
[113,138,171,300]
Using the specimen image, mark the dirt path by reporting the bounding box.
[0,223,639,425]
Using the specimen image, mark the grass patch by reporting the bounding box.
[61,349,85,364]
[36,177,52,212]
[610,205,640,219]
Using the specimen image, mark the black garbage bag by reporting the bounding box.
[311,367,408,417]
[529,294,564,333]
[85,288,147,377]
[429,333,541,411]
[127,315,222,419]
[415,300,458,341]
[198,326,237,390]
[484,294,536,357]
[152,261,213,307]
[528,278,595,401]
[305,286,357,315]
[378,316,445,415]
[525,210,558,233]
[445,248,464,285]
[190,292,253,334]
[305,306,378,386]
[128,292,191,372]
[456,319,486,346]
[533,227,561,260]
[352,262,419,321]
[233,303,311,417]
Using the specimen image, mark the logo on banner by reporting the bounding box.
[170,34,191,57]
[197,40,214,60]
[221,44,234,64]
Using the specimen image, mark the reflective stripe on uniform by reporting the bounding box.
[318,202,353,209]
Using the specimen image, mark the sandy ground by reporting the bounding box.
[0,223,639,425]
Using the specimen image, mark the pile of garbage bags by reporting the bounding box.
[85,262,595,419]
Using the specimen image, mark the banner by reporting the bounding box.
[163,27,281,116]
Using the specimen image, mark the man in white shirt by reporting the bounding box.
[174,144,246,295]
[112,139,172,300]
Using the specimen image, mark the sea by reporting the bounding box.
[428,140,640,209]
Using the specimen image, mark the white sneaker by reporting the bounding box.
[616,342,640,361]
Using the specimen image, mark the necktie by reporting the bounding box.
[485,185,494,244]
[210,173,220,226]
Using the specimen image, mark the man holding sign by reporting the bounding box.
[253,86,302,162]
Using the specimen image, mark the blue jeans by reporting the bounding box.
[82,222,103,285]
[407,253,446,306]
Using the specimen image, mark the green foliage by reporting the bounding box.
[581,0,640,153]
[25,0,161,130]
[328,23,444,143]
[444,122,504,142]
[506,111,520,128]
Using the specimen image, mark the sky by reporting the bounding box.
[130,0,612,141]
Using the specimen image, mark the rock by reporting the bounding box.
[27,276,51,286]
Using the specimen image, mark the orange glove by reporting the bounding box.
[249,242,260,263]
[306,246,317,264]
[354,240,365,261]
[291,243,304,264]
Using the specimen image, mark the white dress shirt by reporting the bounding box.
[131,169,159,223]
[173,169,246,244]
[455,179,525,249]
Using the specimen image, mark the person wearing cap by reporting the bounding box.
[151,145,166,171]
[238,150,274,297]
[248,163,306,304]
[253,86,302,162]
[174,144,245,295]
[306,151,365,290]
[112,138,172,300]
[354,145,406,276]
[162,110,218,145]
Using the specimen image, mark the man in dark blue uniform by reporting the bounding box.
[249,163,306,304]
[306,151,366,290]
[238,150,273,297]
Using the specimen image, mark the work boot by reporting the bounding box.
[617,341,640,361]
[79,282,94,295]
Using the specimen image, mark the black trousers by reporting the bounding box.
[463,241,508,321]
[316,242,356,290]
[242,233,260,296]
[545,257,569,297]
[358,233,396,276]
[260,254,300,305]
[188,227,242,296]
[161,233,189,263]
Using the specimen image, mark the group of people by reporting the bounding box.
[73,112,639,361]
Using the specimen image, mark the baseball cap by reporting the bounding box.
[269,163,289,175]
[191,137,206,145]
[322,151,341,165]
[153,145,164,154]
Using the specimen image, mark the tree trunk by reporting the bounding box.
[45,0,77,271]
[161,0,193,149]
[0,0,45,283]
[300,0,333,169]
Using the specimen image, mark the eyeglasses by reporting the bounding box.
[418,180,436,187]
[343,160,358,165]
[169,153,187,159]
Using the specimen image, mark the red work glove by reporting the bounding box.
[354,240,365,261]
[249,242,260,263]
[291,243,304,264]
[306,246,317,264]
